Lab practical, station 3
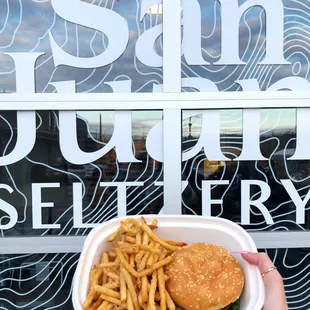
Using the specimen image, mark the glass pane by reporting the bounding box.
[0,253,78,309]
[0,110,163,236]
[0,0,162,93]
[182,108,310,231]
[262,248,310,309]
[0,249,308,309]
[181,0,309,92]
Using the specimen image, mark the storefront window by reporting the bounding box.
[263,248,310,309]
[182,108,310,231]
[0,0,163,94]
[0,249,308,309]
[0,0,310,309]
[0,110,163,236]
[0,253,78,309]
[181,0,310,93]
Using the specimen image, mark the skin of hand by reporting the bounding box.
[242,252,288,310]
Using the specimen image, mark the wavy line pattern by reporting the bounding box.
[264,248,310,309]
[0,0,164,308]
[181,108,310,233]
[0,253,79,309]
[181,1,310,309]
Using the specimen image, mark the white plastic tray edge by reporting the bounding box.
[72,215,265,310]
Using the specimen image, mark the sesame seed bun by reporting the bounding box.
[165,243,244,310]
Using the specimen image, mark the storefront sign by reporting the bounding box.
[0,0,309,231]
[3,0,310,93]
[0,175,308,230]
[0,1,309,309]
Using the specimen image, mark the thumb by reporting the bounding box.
[242,252,274,274]
[241,252,261,267]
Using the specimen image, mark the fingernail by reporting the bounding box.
[231,250,251,254]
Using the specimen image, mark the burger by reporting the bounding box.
[165,243,244,310]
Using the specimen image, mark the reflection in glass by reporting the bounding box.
[181,0,310,92]
[262,248,310,309]
[0,248,309,309]
[182,109,310,231]
[0,0,163,93]
[0,110,163,236]
[0,253,78,309]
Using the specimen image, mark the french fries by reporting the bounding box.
[83,217,186,310]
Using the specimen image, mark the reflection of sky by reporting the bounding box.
[0,0,309,95]
[182,109,296,138]
[78,109,296,139]
[0,0,308,131]
[77,110,163,137]
[182,0,310,92]
[0,0,163,94]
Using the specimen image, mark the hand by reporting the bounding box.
[242,252,288,310]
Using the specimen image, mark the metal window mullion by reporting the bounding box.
[162,0,182,214]
[162,0,181,92]
[162,109,182,214]
[1,232,310,254]
[2,92,310,110]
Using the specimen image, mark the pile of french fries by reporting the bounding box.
[83,217,186,310]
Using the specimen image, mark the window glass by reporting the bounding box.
[181,0,310,92]
[0,110,163,236]
[0,0,163,93]
[0,249,308,309]
[262,248,310,309]
[182,108,310,231]
[0,253,77,309]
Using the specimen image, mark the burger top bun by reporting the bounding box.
[165,243,244,310]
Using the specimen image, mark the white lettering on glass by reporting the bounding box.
[155,181,189,214]
[73,182,96,228]
[49,0,129,68]
[59,111,140,164]
[0,184,18,230]
[241,180,274,225]
[32,183,61,229]
[201,180,229,216]
[0,178,307,230]
[182,0,209,65]
[236,77,310,91]
[236,109,267,161]
[57,78,139,165]
[73,182,143,228]
[0,53,41,166]
[181,77,219,92]
[289,108,310,161]
[148,78,219,162]
[281,180,310,224]
[183,110,229,161]
[135,0,163,67]
[50,81,76,94]
[216,0,289,65]
[101,182,144,217]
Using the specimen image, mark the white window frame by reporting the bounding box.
[0,91,310,253]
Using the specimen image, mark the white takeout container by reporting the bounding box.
[72,215,264,310]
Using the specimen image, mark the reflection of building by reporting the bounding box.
[181,121,310,229]
[0,111,101,236]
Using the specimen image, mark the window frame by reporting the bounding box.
[0,91,310,253]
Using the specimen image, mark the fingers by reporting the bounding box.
[242,253,284,287]
[242,252,288,310]
[242,252,283,283]
[242,252,275,275]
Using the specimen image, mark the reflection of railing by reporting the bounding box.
[0,127,59,140]
[18,261,64,290]
[0,256,13,289]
